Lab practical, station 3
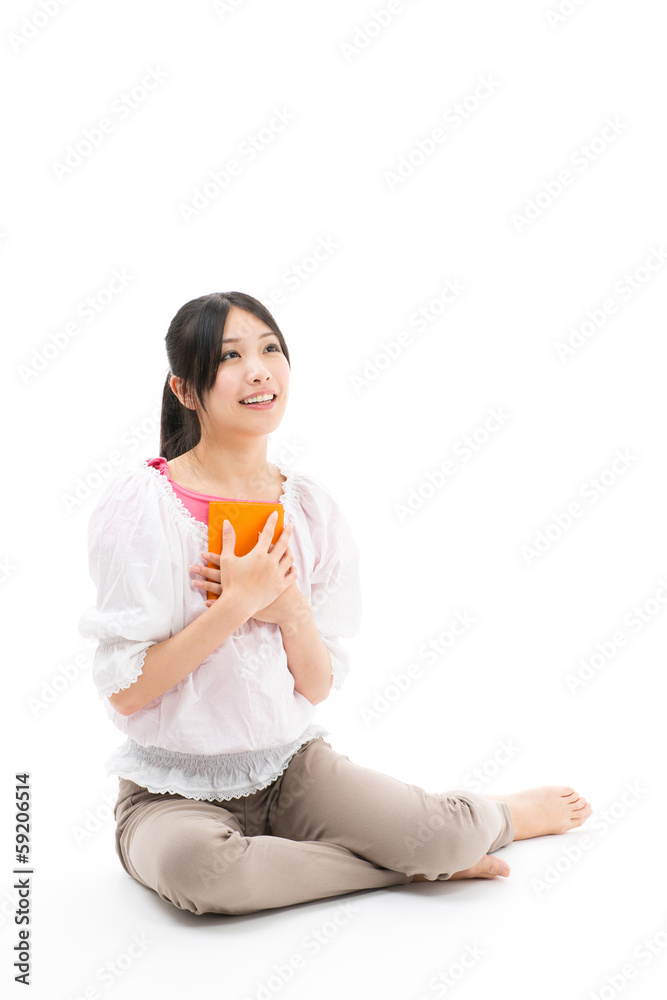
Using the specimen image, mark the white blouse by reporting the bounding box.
[77,458,362,800]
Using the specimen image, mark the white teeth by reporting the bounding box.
[241,394,275,404]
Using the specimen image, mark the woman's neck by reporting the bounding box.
[172,444,279,497]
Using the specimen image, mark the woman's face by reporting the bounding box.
[200,306,290,437]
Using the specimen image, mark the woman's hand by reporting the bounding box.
[191,552,302,624]
[190,513,297,618]
[250,575,306,625]
[189,553,222,606]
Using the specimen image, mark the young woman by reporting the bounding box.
[78,291,592,916]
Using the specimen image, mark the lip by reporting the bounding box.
[239,391,278,402]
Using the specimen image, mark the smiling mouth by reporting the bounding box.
[239,394,277,404]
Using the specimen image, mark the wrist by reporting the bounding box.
[276,590,312,632]
[213,588,254,626]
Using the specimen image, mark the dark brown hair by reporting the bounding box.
[159,292,291,461]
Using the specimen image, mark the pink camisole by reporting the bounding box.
[146,456,238,525]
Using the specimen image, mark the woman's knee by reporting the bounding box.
[404,792,502,877]
[150,822,258,915]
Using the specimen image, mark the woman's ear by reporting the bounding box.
[170,375,195,409]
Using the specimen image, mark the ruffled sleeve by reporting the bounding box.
[78,467,177,701]
[297,474,363,692]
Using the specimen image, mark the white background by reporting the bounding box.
[3,1,667,998]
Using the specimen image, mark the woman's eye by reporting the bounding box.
[220,343,281,361]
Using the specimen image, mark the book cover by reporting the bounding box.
[206,500,285,601]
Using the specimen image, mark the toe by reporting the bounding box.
[487,855,511,878]
[569,802,592,827]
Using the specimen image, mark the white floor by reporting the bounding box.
[6,738,664,1000]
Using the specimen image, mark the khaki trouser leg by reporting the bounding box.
[114,737,513,916]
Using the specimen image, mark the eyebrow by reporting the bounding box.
[220,331,277,344]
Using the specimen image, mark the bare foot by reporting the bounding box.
[411,854,510,882]
[484,786,592,840]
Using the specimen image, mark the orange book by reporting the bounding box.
[206,500,285,601]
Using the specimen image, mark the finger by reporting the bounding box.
[193,563,222,581]
[269,527,294,557]
[272,520,293,554]
[257,510,282,550]
[278,547,294,567]
[190,564,222,582]
[201,550,220,565]
[195,580,222,594]
[268,522,293,550]
[261,510,280,535]
[221,521,235,551]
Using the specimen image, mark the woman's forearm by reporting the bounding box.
[278,594,334,705]
[107,591,254,716]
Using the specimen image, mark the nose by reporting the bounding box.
[244,360,274,382]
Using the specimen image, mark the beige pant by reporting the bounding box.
[114,736,514,915]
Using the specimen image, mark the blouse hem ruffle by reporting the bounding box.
[105,723,331,801]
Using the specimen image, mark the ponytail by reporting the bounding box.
[159,372,202,461]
